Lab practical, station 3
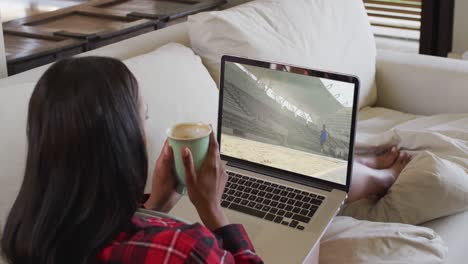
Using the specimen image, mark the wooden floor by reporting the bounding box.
[0,0,90,22]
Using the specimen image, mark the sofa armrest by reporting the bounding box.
[375,49,468,115]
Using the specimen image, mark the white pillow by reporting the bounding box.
[341,151,468,225]
[0,83,35,229]
[123,43,219,192]
[188,0,377,109]
[321,216,447,264]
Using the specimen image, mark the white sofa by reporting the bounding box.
[1,6,467,264]
[0,13,7,78]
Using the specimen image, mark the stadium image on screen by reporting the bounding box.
[221,62,355,185]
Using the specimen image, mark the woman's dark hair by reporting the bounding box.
[1,57,148,264]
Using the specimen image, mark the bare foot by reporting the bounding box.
[384,152,411,181]
[355,146,399,169]
[376,152,412,192]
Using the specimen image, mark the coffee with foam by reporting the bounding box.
[167,123,212,194]
[168,123,211,140]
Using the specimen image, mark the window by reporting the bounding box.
[364,0,455,57]
[364,0,422,53]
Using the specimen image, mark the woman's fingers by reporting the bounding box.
[208,127,219,154]
[163,140,173,162]
[167,144,173,160]
[203,131,220,171]
[155,140,173,174]
[182,148,197,186]
[221,169,228,186]
[159,139,167,154]
[181,129,230,230]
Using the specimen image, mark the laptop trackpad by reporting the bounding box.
[225,210,263,238]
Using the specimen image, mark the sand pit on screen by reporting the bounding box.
[222,134,347,184]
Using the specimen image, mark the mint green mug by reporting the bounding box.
[167,123,211,194]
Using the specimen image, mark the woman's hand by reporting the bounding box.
[144,140,181,213]
[182,130,229,231]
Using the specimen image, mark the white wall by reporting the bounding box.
[0,11,7,78]
[453,0,468,55]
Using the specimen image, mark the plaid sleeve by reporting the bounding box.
[97,216,263,264]
[186,224,263,264]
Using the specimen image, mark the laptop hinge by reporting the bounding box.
[226,161,334,192]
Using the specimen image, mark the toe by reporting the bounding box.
[386,146,399,161]
[398,153,405,163]
[399,152,412,165]
[406,154,412,163]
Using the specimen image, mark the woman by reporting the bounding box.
[1,57,263,264]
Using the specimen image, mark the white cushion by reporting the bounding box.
[188,0,377,109]
[0,43,218,229]
[423,210,468,264]
[342,152,468,225]
[352,107,468,264]
[0,83,35,228]
[342,108,468,225]
[123,43,219,191]
[375,49,468,115]
[321,216,447,264]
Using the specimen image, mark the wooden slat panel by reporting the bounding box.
[378,0,420,2]
[364,0,421,8]
[3,0,225,75]
[4,26,63,39]
[4,32,85,62]
[364,0,422,33]
[370,22,420,31]
[365,5,421,15]
[98,0,190,14]
[3,1,102,27]
[30,14,138,35]
[370,0,421,3]
[96,0,226,21]
[13,8,156,40]
[367,13,420,21]
[77,6,141,21]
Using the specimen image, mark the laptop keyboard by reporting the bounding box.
[221,171,325,231]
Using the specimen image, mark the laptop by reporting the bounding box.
[171,55,359,263]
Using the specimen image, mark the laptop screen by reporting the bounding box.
[220,59,357,186]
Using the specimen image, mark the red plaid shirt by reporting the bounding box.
[97,213,263,263]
